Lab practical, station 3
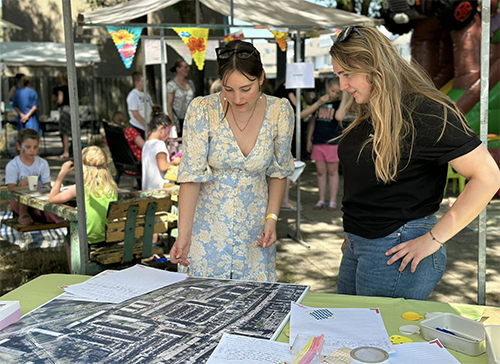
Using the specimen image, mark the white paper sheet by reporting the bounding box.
[290,303,394,354]
[64,265,187,304]
[206,333,291,364]
[389,340,461,364]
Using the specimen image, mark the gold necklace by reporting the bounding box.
[230,101,257,133]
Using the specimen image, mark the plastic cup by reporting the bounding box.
[27,176,38,191]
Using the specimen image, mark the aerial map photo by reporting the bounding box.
[0,277,309,363]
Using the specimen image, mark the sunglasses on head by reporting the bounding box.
[215,47,256,60]
[336,26,364,43]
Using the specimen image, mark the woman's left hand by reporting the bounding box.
[385,233,442,273]
[257,220,277,248]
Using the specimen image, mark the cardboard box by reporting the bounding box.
[0,301,21,331]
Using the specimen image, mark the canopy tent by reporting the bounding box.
[78,0,379,31]
[0,42,101,67]
[0,19,22,30]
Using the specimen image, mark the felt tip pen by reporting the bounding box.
[155,257,190,263]
[435,327,479,342]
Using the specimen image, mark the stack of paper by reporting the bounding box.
[0,301,21,331]
[63,265,188,304]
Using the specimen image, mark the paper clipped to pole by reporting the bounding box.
[144,39,168,65]
[286,63,315,89]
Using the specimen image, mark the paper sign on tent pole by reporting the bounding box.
[144,39,168,65]
[286,62,315,89]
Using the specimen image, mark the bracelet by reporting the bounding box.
[429,230,445,246]
[266,213,278,221]
[317,102,322,107]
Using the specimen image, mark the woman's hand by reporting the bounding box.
[385,233,442,273]
[170,236,191,267]
[306,139,313,153]
[257,219,278,248]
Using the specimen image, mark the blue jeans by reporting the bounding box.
[337,215,446,300]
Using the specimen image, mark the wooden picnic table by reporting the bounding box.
[0,186,179,274]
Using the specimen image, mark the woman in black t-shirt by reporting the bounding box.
[330,26,500,300]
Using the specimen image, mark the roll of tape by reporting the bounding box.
[350,347,390,364]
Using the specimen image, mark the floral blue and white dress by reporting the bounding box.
[178,93,294,281]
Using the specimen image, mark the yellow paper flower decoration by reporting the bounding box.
[110,29,136,46]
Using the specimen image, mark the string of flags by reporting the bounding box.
[106,26,289,70]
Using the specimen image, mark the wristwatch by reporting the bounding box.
[317,102,322,107]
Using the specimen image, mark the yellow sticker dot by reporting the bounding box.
[402,311,424,321]
[390,335,413,344]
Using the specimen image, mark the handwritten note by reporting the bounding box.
[64,265,187,303]
[206,333,291,364]
[290,303,394,354]
[389,340,461,364]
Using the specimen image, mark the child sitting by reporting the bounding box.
[142,106,181,191]
[49,146,118,267]
[111,111,145,163]
[5,128,52,224]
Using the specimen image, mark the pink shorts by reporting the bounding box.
[311,144,339,163]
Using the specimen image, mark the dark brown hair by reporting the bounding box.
[218,40,264,83]
[170,59,187,73]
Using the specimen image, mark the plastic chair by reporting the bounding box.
[444,164,466,195]
[102,121,142,189]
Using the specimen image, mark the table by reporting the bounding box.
[0,187,179,275]
[0,274,491,364]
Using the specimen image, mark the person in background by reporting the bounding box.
[330,26,500,300]
[127,71,152,140]
[274,81,335,210]
[49,146,118,270]
[9,73,24,102]
[12,76,41,134]
[142,106,181,244]
[5,129,52,225]
[169,40,294,281]
[307,79,348,211]
[209,79,222,94]
[111,111,145,189]
[55,73,72,159]
[167,59,195,137]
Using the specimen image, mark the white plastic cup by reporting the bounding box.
[27,176,38,191]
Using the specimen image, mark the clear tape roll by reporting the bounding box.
[350,346,390,364]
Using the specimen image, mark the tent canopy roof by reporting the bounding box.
[0,42,101,67]
[78,0,379,31]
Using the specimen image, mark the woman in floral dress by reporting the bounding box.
[170,40,294,281]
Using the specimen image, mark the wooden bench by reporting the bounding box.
[1,219,70,232]
[87,192,178,274]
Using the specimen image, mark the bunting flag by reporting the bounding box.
[268,27,289,52]
[173,28,209,70]
[107,26,143,69]
[223,30,245,43]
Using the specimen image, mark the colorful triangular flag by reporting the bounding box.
[107,26,143,69]
[223,30,245,43]
[173,28,209,71]
[268,27,289,52]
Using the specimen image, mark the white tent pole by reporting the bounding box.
[477,0,490,306]
[160,29,167,115]
[62,0,89,274]
[142,41,149,134]
[288,29,310,249]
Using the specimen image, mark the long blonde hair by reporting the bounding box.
[330,26,472,183]
[82,146,118,198]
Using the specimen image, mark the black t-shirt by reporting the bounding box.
[56,85,70,107]
[312,100,342,145]
[338,98,481,239]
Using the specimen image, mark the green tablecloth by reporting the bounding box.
[0,274,491,364]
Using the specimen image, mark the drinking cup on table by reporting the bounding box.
[27,176,38,191]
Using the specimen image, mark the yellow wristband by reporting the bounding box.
[266,213,278,221]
